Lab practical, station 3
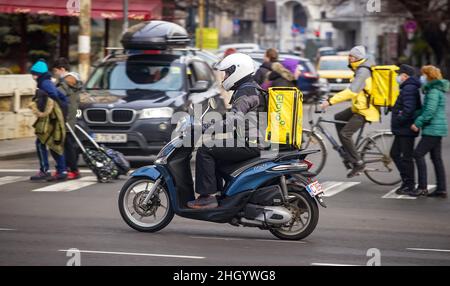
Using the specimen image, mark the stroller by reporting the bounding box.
[66,123,130,183]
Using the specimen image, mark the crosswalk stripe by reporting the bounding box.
[321,181,361,197]
[0,176,27,186]
[382,185,437,200]
[31,176,98,193]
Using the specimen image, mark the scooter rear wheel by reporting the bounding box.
[119,177,174,232]
[269,184,319,241]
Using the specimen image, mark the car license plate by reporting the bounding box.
[94,133,127,143]
[306,181,324,197]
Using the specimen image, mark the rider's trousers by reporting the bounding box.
[195,142,260,196]
[334,108,366,164]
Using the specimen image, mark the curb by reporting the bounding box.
[0,150,35,160]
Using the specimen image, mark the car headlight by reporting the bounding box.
[139,107,174,119]
[318,78,328,85]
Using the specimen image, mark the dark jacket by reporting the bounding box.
[254,62,272,85]
[56,72,82,129]
[37,72,68,117]
[391,76,422,136]
[221,78,265,147]
[268,62,296,87]
[415,79,449,137]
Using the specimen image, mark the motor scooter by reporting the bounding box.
[118,99,327,240]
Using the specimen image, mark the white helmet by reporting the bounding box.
[215,53,255,91]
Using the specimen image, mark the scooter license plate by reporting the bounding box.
[306,181,324,197]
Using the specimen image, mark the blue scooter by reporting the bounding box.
[118,99,327,240]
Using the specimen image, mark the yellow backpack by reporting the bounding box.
[364,65,400,108]
[265,87,303,149]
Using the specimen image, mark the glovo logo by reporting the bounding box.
[275,94,285,126]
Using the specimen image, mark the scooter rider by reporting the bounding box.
[187,53,266,209]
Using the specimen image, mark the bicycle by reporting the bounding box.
[301,103,401,186]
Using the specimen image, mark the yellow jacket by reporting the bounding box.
[329,59,380,122]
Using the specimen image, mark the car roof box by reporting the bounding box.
[121,21,190,50]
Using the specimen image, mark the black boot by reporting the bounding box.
[347,161,365,178]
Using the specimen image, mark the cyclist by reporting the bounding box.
[320,46,380,178]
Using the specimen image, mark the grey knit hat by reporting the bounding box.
[349,46,367,61]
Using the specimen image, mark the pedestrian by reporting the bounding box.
[320,46,380,178]
[390,64,422,195]
[29,89,66,181]
[30,59,68,181]
[52,58,82,180]
[254,48,278,86]
[266,58,299,88]
[410,65,448,198]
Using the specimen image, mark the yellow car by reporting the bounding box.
[317,56,354,93]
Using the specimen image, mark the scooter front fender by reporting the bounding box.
[130,165,161,181]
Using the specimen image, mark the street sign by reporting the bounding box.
[195,28,219,50]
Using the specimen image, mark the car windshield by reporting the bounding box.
[86,61,183,91]
[319,60,351,71]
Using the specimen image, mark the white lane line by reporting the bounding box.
[382,185,436,200]
[0,228,16,231]
[190,236,306,244]
[0,169,94,174]
[58,249,205,260]
[0,176,27,186]
[321,181,361,197]
[407,248,450,253]
[311,263,361,266]
[32,176,97,192]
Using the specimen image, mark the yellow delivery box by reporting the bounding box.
[266,87,303,149]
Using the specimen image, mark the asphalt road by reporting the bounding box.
[0,103,449,266]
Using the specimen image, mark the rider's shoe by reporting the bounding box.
[187,195,218,209]
[395,185,414,195]
[409,188,428,197]
[347,161,365,178]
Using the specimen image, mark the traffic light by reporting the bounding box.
[315,30,321,38]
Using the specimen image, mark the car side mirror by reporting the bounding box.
[189,80,209,93]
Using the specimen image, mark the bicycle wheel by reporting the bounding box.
[301,129,327,175]
[360,132,401,186]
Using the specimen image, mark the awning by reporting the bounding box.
[0,0,162,20]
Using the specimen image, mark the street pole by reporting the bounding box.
[123,0,129,34]
[78,0,91,82]
[198,0,204,49]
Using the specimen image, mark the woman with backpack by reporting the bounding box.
[410,65,449,198]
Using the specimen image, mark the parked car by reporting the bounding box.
[317,55,354,93]
[77,21,224,156]
[249,52,325,102]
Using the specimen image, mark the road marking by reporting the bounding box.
[311,263,361,266]
[321,181,361,197]
[382,185,436,200]
[190,236,306,244]
[0,176,27,186]
[407,248,450,253]
[0,228,16,231]
[58,249,205,260]
[0,169,93,174]
[32,176,98,192]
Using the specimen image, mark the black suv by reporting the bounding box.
[77,21,223,156]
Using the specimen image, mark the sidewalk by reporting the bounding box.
[0,137,35,160]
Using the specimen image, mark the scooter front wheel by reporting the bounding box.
[269,184,319,241]
[118,177,174,232]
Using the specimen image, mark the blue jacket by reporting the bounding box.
[391,76,422,137]
[37,73,68,109]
